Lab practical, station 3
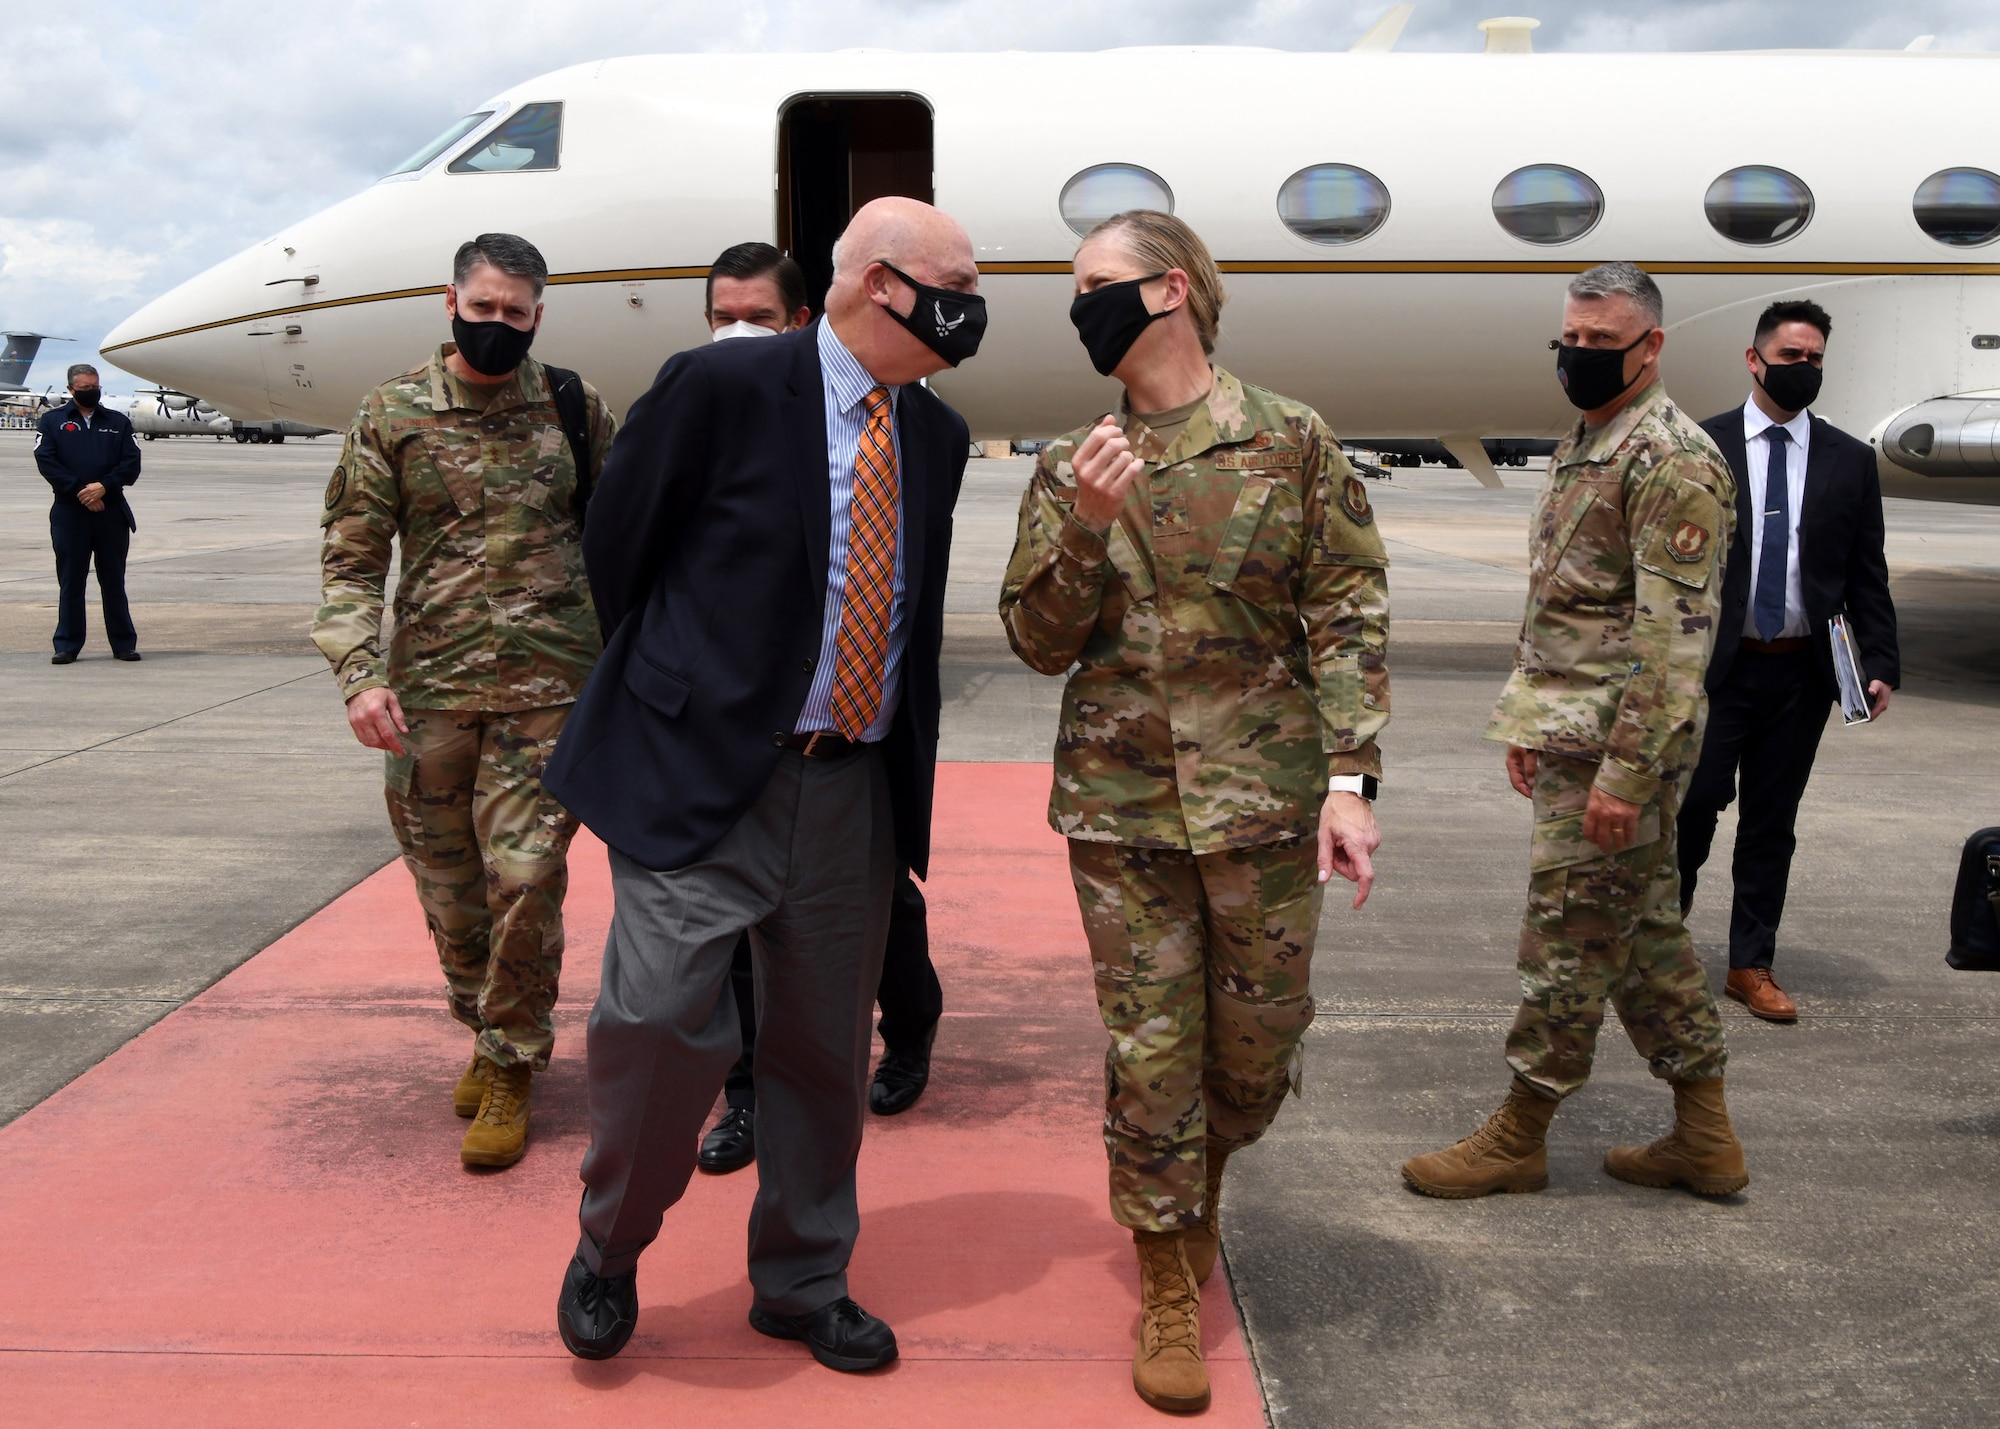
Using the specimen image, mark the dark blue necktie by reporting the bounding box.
[1753,425,1791,641]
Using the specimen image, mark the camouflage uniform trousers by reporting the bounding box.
[1068,837,1323,1231]
[384,705,579,1071]
[1506,751,1728,1099]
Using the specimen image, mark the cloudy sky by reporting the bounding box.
[4,0,1995,392]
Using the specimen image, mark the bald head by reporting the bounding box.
[830,197,975,289]
[824,197,981,386]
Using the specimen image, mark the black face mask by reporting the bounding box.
[880,263,986,367]
[450,313,537,378]
[1070,273,1168,377]
[70,386,101,410]
[1755,357,1823,413]
[1554,331,1656,412]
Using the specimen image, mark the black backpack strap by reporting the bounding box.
[542,364,595,523]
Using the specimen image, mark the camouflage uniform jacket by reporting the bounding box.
[314,345,616,712]
[1485,380,1737,807]
[999,367,1391,853]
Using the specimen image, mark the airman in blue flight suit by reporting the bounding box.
[35,363,142,664]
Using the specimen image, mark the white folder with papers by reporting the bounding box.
[1829,614,1872,725]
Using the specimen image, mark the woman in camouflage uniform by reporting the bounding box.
[999,211,1391,1415]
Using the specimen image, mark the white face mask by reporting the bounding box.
[711,320,783,341]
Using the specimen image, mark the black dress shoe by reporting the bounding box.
[749,1296,898,1372]
[869,1026,936,1116]
[698,1106,756,1174]
[113,650,141,662]
[557,1252,638,1360]
[50,651,77,665]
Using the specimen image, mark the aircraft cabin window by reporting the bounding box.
[1705,166,1814,245]
[1914,168,2000,247]
[1278,165,1390,244]
[1491,165,1603,245]
[1060,164,1173,237]
[385,112,494,176]
[449,102,563,173]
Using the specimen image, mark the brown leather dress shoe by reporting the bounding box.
[1726,967,1797,1022]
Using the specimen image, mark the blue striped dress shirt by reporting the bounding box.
[794,319,907,741]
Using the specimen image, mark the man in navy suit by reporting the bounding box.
[548,197,983,1374]
[1681,300,1900,1022]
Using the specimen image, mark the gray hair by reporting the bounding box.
[66,363,99,385]
[453,232,548,296]
[830,226,861,280]
[1567,262,1663,328]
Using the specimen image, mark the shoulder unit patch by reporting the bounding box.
[1667,518,1709,563]
[1342,474,1375,526]
[325,465,347,510]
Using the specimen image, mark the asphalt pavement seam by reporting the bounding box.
[0,668,328,784]
[0,536,318,587]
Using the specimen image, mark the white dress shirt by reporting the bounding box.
[1741,397,1811,640]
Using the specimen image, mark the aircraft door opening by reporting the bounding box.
[778,96,933,314]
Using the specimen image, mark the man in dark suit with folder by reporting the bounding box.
[544,197,983,1372]
[1681,300,1899,1022]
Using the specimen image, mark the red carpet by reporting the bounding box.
[0,763,1262,1425]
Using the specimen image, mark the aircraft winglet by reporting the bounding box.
[1440,435,1504,489]
[1351,4,1415,53]
[1477,17,1541,54]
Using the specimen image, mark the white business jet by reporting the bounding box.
[100,10,2000,499]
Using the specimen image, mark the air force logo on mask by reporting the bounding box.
[881,260,987,367]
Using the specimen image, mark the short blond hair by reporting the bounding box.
[1082,210,1225,354]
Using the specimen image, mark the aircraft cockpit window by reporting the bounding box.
[1704,167,1814,245]
[1277,165,1390,245]
[1491,165,1603,245]
[1914,168,2000,247]
[449,102,563,173]
[1060,164,1174,237]
[385,112,493,177]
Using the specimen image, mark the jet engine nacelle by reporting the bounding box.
[1880,397,2000,478]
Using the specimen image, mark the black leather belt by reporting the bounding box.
[1740,637,1809,654]
[783,730,865,759]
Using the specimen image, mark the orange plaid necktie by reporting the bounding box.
[828,386,899,739]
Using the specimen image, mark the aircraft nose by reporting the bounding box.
[101,242,277,420]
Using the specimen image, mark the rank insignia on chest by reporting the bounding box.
[1667,519,1709,562]
[1342,474,1375,525]
[325,465,346,510]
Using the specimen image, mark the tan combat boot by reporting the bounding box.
[1603,1077,1749,1196]
[1401,1080,1557,1198]
[1132,1229,1209,1414]
[452,1051,497,1118]
[461,1062,532,1168]
[1183,1140,1230,1286]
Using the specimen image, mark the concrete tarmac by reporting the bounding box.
[6,431,2000,1422]
[0,432,394,1125]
